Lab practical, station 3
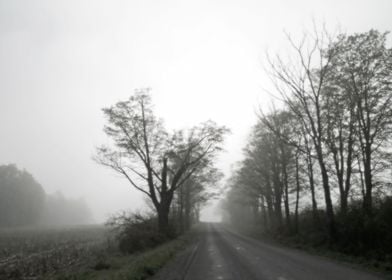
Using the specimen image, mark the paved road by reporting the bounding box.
[183,223,383,280]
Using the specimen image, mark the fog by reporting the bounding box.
[0,0,391,223]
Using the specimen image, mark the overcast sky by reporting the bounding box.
[0,0,391,222]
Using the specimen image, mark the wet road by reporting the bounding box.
[183,224,383,280]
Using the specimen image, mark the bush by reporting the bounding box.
[296,208,329,246]
[106,212,170,254]
[252,197,392,271]
[335,198,392,259]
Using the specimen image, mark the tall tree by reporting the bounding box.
[328,30,392,215]
[266,30,340,239]
[322,69,357,215]
[95,89,228,233]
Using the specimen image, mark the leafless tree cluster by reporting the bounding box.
[223,29,392,243]
[171,167,223,232]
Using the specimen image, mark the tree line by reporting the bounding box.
[223,29,392,257]
[0,164,92,227]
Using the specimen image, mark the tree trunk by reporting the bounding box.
[304,135,319,223]
[315,143,336,240]
[157,191,174,234]
[283,186,291,231]
[184,184,191,230]
[330,138,347,215]
[340,192,348,215]
[283,164,291,232]
[341,117,355,215]
[195,203,200,222]
[252,199,259,224]
[158,206,170,234]
[319,162,336,240]
[274,197,283,229]
[357,155,366,200]
[272,161,283,229]
[294,155,300,234]
[264,175,274,231]
[363,152,373,216]
[178,187,184,232]
[280,143,291,232]
[260,195,268,229]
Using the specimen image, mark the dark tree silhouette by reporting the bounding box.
[95,89,228,233]
[0,164,45,227]
[327,30,392,215]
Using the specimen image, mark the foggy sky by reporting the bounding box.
[1,0,391,222]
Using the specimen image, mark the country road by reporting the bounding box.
[159,223,385,280]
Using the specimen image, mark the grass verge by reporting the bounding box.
[46,233,193,280]
[235,225,392,279]
[274,235,392,279]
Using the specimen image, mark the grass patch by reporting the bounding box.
[235,225,392,279]
[276,235,392,279]
[47,233,192,280]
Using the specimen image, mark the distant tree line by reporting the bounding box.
[223,29,392,258]
[96,90,228,235]
[171,167,223,232]
[0,164,92,227]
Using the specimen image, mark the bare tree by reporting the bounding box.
[95,89,228,233]
[328,30,392,215]
[266,29,340,239]
[175,167,223,231]
[322,67,357,215]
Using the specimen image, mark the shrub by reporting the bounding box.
[106,212,170,254]
[334,198,392,259]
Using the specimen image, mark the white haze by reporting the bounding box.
[0,0,391,223]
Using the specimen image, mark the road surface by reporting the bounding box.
[179,223,383,280]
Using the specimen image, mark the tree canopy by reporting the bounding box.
[96,89,229,232]
[0,164,45,227]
